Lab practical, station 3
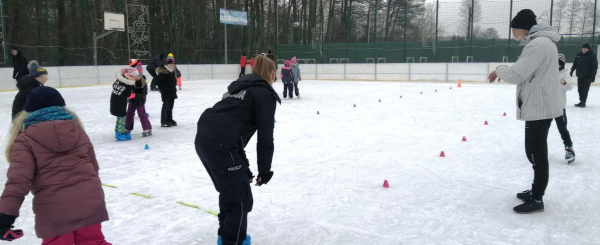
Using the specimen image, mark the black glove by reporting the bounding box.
[256,171,274,186]
[248,169,255,183]
[0,214,23,241]
[570,71,574,77]
[591,77,596,83]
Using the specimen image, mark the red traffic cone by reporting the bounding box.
[462,136,467,142]
[383,180,390,188]
[503,112,507,116]
[440,151,446,157]
[484,121,489,125]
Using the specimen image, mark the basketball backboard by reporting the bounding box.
[104,12,125,32]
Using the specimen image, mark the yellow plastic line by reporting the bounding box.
[101,184,118,188]
[130,192,153,199]
[176,201,202,209]
[205,210,218,216]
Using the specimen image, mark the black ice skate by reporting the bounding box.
[170,120,178,126]
[516,190,532,202]
[565,145,575,164]
[575,102,586,108]
[513,198,544,214]
[161,123,173,127]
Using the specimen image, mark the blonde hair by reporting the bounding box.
[5,107,84,164]
[252,55,276,85]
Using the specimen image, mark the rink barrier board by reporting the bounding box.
[0,63,588,91]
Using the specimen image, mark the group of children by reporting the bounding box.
[241,53,303,99]
[110,54,180,141]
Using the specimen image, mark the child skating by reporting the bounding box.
[154,53,179,127]
[281,60,295,99]
[0,87,110,244]
[125,62,153,137]
[290,57,302,98]
[557,54,576,163]
[110,67,137,141]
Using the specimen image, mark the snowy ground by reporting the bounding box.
[0,79,599,245]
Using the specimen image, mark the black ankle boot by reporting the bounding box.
[514,198,544,214]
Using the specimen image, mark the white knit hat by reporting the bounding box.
[558,53,566,63]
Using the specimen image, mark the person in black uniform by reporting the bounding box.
[195,55,280,245]
[11,61,47,120]
[147,54,166,91]
[154,53,178,127]
[11,46,29,82]
[571,43,598,108]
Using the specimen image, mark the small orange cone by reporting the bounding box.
[458,80,462,88]
[503,112,507,116]
[484,121,489,125]
[440,151,446,157]
[462,136,467,142]
[383,180,390,188]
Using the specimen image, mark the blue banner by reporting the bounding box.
[220,9,248,26]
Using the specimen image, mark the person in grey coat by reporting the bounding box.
[290,56,302,98]
[488,9,563,214]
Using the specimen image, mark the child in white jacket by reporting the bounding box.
[556,53,575,163]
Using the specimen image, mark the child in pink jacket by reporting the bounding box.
[0,87,110,245]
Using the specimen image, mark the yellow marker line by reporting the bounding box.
[176,201,202,209]
[130,192,153,199]
[205,210,218,216]
[101,184,118,188]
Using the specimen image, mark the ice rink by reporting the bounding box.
[0,79,599,245]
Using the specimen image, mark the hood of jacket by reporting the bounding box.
[116,72,136,85]
[577,50,595,56]
[156,66,173,75]
[520,24,560,46]
[23,119,82,153]
[17,76,41,90]
[228,74,281,104]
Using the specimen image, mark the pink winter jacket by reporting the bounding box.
[0,120,109,238]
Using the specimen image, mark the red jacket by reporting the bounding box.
[0,120,109,238]
[250,58,255,68]
[241,56,248,68]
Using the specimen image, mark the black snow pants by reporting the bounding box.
[578,77,593,104]
[525,119,552,200]
[554,109,573,147]
[239,67,246,78]
[196,145,253,245]
[283,82,294,98]
[161,98,175,125]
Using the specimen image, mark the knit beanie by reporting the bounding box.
[510,9,537,31]
[285,60,291,66]
[28,61,48,79]
[24,87,65,113]
[291,56,297,64]
[582,43,591,49]
[165,53,176,64]
[122,67,140,80]
[558,54,566,63]
[134,62,143,75]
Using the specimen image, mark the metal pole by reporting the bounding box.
[435,0,439,62]
[403,1,407,63]
[224,0,228,64]
[469,0,474,57]
[147,0,152,59]
[82,0,88,64]
[45,0,51,64]
[550,0,554,25]
[320,0,324,63]
[507,0,513,61]
[276,0,279,56]
[93,33,97,66]
[196,5,201,63]
[374,0,377,63]
[347,0,350,62]
[1,0,8,64]
[593,0,598,44]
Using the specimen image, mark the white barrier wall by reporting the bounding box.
[0,63,583,91]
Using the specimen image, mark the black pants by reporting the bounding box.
[294,82,300,96]
[239,67,246,78]
[196,145,253,245]
[283,83,294,98]
[525,119,552,200]
[578,77,592,104]
[554,109,573,147]
[161,98,175,124]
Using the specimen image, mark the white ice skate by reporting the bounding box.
[566,146,575,164]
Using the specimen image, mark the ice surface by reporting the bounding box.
[0,80,599,245]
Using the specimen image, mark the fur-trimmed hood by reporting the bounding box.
[115,72,136,86]
[156,66,173,75]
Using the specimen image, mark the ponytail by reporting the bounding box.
[252,55,276,85]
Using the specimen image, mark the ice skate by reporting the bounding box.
[170,120,178,126]
[513,198,544,214]
[217,235,251,245]
[566,145,575,164]
[516,190,532,202]
[142,130,152,137]
[115,132,131,141]
[161,122,173,128]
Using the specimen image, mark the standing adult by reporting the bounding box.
[147,54,166,91]
[239,52,248,78]
[10,46,29,82]
[195,55,279,245]
[488,9,563,214]
[11,61,47,120]
[570,43,598,108]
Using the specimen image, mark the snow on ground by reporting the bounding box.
[0,79,599,245]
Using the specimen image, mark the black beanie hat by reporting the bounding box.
[582,43,591,49]
[511,9,537,31]
[24,86,66,113]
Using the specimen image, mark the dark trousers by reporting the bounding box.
[283,83,294,98]
[578,77,592,104]
[554,109,572,147]
[239,67,246,78]
[148,69,158,90]
[125,103,152,131]
[196,145,253,245]
[294,82,300,96]
[161,98,175,124]
[525,119,552,200]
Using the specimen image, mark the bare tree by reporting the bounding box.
[552,0,568,34]
[566,0,583,35]
[581,0,595,35]
[458,0,481,38]
[480,27,500,39]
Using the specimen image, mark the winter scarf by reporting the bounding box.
[24,106,74,129]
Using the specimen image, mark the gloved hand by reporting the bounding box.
[248,169,255,183]
[591,77,596,83]
[255,171,273,186]
[12,75,16,79]
[0,214,23,241]
[570,71,574,77]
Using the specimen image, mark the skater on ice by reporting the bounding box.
[125,62,153,137]
[10,46,29,82]
[570,43,598,108]
[146,54,165,91]
[195,55,280,245]
[154,53,179,127]
[239,52,249,78]
[1,87,110,244]
[11,61,47,120]
[556,54,576,164]
[281,60,295,99]
[110,67,137,141]
[488,9,563,214]
[290,56,302,98]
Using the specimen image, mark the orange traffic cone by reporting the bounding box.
[440,151,446,157]
[383,180,390,188]
[462,136,467,142]
[458,80,462,88]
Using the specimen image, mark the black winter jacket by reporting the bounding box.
[11,76,42,119]
[130,76,148,105]
[146,54,165,78]
[12,51,29,81]
[571,50,599,79]
[281,66,294,84]
[110,72,135,117]
[155,67,178,101]
[195,74,281,174]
